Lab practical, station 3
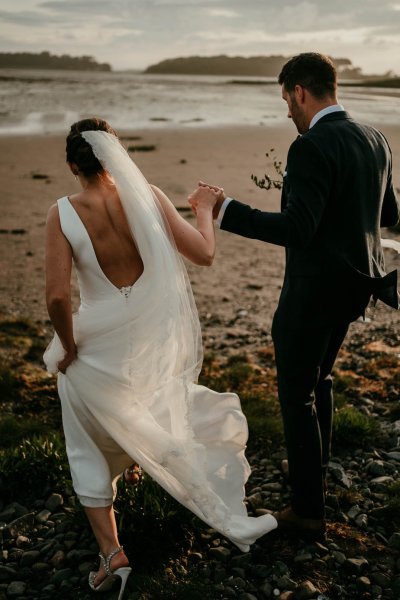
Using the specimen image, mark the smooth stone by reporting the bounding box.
[231,567,246,579]
[388,532,400,550]
[253,565,270,578]
[355,513,368,528]
[77,561,93,576]
[51,568,74,586]
[259,581,273,598]
[280,593,294,600]
[35,510,52,524]
[387,451,400,462]
[371,572,391,588]
[45,494,64,512]
[15,536,30,548]
[332,551,347,565]
[357,576,371,590]
[31,562,51,572]
[6,581,27,597]
[277,576,297,590]
[347,505,362,520]
[294,580,318,599]
[370,476,394,485]
[238,594,258,600]
[294,553,312,563]
[246,492,264,509]
[367,460,387,477]
[209,546,231,563]
[3,513,35,540]
[0,567,17,583]
[328,462,351,488]
[344,558,369,574]
[231,554,252,567]
[229,577,247,589]
[49,549,66,569]
[20,550,41,567]
[41,585,56,594]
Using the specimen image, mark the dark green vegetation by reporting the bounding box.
[0,51,111,71]
[0,315,399,598]
[144,55,364,78]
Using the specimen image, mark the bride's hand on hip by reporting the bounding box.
[58,345,77,374]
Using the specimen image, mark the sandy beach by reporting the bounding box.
[1,122,399,355]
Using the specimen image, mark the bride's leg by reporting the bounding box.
[84,505,130,586]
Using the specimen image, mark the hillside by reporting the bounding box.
[0,51,111,71]
[144,54,361,78]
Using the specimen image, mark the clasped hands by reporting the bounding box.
[188,181,226,219]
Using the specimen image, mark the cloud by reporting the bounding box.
[0,0,399,73]
[206,8,239,18]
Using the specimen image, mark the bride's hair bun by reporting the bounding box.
[66,117,117,176]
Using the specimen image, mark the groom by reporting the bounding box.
[189,52,399,540]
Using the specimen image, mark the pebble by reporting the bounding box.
[259,581,273,597]
[386,451,400,461]
[45,494,64,512]
[328,462,351,488]
[0,567,17,583]
[344,557,369,574]
[388,532,400,550]
[209,546,231,563]
[294,580,317,599]
[367,460,387,477]
[6,581,27,597]
[35,509,52,524]
[19,550,41,567]
[357,576,371,591]
[294,553,312,564]
[371,572,391,588]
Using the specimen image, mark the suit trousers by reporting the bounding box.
[271,313,350,519]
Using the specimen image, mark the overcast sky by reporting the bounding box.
[0,0,399,74]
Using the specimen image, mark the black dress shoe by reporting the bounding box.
[272,505,326,541]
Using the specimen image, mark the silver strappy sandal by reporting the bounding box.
[88,546,132,600]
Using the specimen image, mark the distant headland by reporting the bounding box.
[144,55,398,81]
[0,51,111,71]
[144,55,366,78]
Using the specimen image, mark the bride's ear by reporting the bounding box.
[68,161,79,176]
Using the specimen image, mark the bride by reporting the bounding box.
[44,117,277,598]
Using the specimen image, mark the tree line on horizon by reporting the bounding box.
[144,54,367,78]
[0,51,111,71]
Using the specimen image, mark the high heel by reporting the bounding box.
[88,546,132,600]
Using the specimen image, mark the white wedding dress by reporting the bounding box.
[44,131,277,552]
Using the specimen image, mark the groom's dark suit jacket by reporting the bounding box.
[221,111,400,326]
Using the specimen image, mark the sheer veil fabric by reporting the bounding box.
[44,131,277,552]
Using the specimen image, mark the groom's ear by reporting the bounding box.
[294,84,306,104]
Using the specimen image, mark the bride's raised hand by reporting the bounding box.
[188,185,222,213]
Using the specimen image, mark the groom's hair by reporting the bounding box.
[278,53,337,99]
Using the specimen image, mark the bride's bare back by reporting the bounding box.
[68,187,144,289]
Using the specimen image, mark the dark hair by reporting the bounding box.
[66,117,117,176]
[278,53,337,99]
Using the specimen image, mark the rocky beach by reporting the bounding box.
[0,120,400,599]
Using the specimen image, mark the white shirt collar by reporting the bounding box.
[309,104,345,129]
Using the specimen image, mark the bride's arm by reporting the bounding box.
[151,184,217,266]
[45,204,77,372]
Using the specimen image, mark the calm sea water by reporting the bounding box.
[0,69,399,135]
